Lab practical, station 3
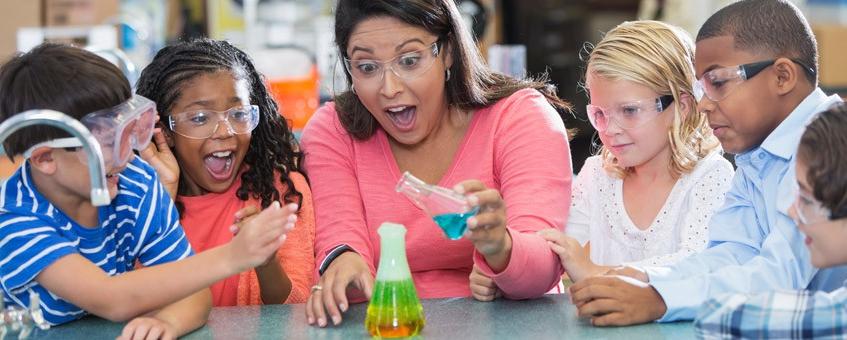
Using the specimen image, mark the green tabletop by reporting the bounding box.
[36,294,694,339]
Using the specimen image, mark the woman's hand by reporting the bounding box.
[306,252,373,327]
[139,127,179,198]
[469,265,502,301]
[454,180,512,272]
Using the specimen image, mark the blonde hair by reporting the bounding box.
[585,20,720,179]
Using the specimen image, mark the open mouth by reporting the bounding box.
[385,106,417,132]
[204,150,235,181]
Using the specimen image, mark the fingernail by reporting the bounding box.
[467,217,477,228]
[307,316,314,324]
[468,195,479,205]
[229,225,238,233]
[288,203,299,211]
[332,315,341,325]
[453,184,465,194]
[273,201,281,208]
[287,215,297,223]
[339,303,347,312]
[318,318,326,327]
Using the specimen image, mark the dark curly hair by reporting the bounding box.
[798,102,847,220]
[135,38,304,211]
[333,0,571,140]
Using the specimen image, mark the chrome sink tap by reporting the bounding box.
[0,110,111,206]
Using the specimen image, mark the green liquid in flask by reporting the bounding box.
[365,279,425,337]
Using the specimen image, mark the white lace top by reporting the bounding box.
[566,150,734,267]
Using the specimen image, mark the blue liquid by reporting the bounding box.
[432,207,479,240]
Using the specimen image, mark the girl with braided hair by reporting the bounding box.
[137,38,315,306]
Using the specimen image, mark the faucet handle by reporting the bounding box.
[27,292,48,331]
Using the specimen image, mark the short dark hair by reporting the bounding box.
[798,102,847,219]
[0,43,131,156]
[333,0,569,139]
[696,0,817,83]
[135,38,303,211]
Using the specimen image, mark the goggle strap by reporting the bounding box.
[23,137,84,158]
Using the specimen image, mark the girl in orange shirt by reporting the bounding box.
[137,38,315,306]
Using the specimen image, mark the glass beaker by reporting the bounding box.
[395,171,479,240]
[365,223,425,338]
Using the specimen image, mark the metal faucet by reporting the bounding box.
[86,47,139,88]
[0,110,111,206]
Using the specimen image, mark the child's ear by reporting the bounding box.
[678,93,693,120]
[27,148,58,175]
[773,57,799,96]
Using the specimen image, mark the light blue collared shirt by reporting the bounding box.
[643,88,847,322]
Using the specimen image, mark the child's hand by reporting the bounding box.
[537,229,599,283]
[454,180,511,266]
[469,265,502,301]
[228,205,261,234]
[118,316,176,340]
[227,202,298,272]
[229,204,289,267]
[139,127,179,198]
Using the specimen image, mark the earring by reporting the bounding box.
[445,69,451,82]
[351,84,357,95]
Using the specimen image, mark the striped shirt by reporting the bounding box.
[695,284,847,339]
[0,156,193,325]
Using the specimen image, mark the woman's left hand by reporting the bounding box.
[454,180,512,269]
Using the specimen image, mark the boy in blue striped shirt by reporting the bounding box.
[0,44,299,339]
[695,102,847,339]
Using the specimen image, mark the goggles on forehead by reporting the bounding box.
[24,95,158,169]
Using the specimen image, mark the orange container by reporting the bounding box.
[267,65,320,132]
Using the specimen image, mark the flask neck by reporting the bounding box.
[376,223,412,281]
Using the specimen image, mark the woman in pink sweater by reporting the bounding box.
[301,0,573,327]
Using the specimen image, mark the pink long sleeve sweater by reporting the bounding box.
[301,88,572,300]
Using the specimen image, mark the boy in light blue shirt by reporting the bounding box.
[695,102,847,339]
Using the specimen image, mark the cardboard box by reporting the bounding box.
[813,24,847,88]
[0,1,40,60]
[43,0,119,27]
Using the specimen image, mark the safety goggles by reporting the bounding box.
[168,105,260,139]
[343,40,441,85]
[24,95,157,169]
[792,182,833,225]
[693,59,816,102]
[586,95,674,132]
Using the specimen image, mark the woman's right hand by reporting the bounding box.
[226,202,298,272]
[306,251,374,327]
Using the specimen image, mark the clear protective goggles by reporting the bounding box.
[342,40,441,85]
[793,182,833,226]
[693,59,816,102]
[168,105,260,140]
[586,95,674,132]
[24,94,157,169]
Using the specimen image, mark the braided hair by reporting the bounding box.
[136,38,304,211]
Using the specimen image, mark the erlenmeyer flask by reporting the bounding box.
[365,223,425,338]
[396,171,479,240]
